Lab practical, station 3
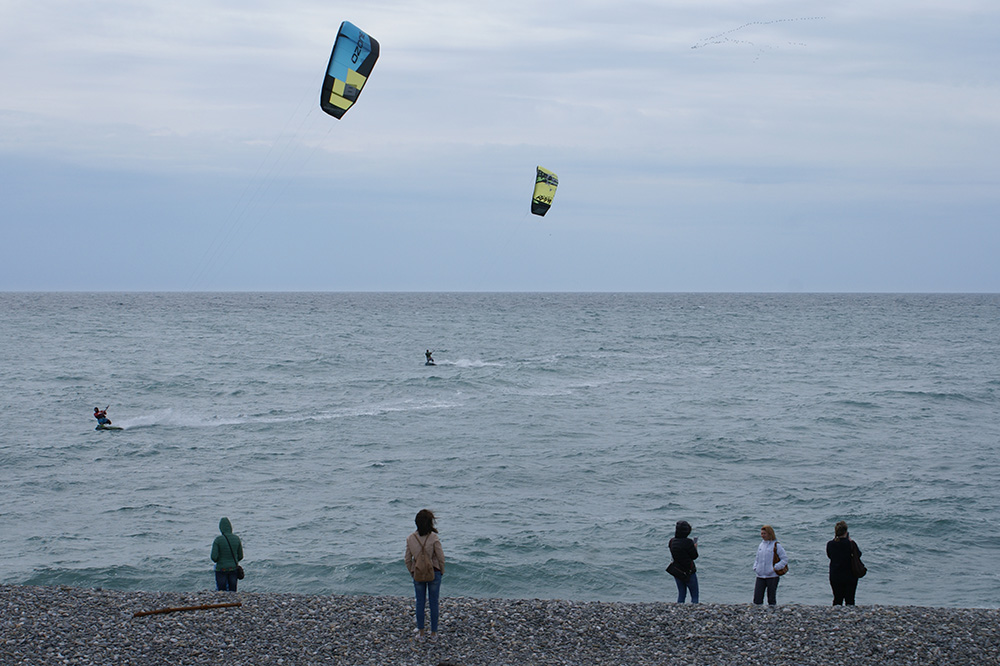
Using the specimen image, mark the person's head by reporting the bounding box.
[674,520,692,538]
[415,509,437,536]
[219,517,233,534]
[835,520,849,537]
[760,525,776,541]
[94,407,99,412]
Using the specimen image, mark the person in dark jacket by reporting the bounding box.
[210,517,243,592]
[827,520,861,605]
[668,520,699,603]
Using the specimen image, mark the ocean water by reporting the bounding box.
[1,292,998,608]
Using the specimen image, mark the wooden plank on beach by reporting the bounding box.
[132,601,242,618]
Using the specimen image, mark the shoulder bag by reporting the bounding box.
[225,534,245,580]
[772,542,788,576]
[666,561,690,582]
[850,540,867,578]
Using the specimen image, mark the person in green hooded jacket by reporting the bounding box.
[210,517,243,591]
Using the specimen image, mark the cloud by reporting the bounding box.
[2,0,999,290]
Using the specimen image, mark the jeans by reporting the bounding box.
[413,570,442,632]
[674,571,699,603]
[216,570,239,591]
[753,576,779,605]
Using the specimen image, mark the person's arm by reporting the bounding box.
[404,537,414,574]
[434,538,445,574]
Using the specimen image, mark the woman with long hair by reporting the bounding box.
[404,509,445,639]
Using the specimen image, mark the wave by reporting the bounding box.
[876,389,984,404]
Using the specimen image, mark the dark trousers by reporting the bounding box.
[753,576,779,605]
[831,577,858,605]
[216,570,239,591]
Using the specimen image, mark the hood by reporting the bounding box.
[219,517,233,535]
[674,520,692,538]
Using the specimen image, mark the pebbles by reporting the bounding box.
[2,584,998,665]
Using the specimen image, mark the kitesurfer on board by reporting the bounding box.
[425,350,434,364]
[93,406,111,426]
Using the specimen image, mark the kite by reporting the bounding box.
[531,167,559,217]
[320,21,380,119]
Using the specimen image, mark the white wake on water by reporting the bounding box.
[433,358,503,368]
[110,408,248,430]
[109,400,462,430]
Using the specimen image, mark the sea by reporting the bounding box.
[1,292,998,608]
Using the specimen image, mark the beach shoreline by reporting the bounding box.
[2,584,998,665]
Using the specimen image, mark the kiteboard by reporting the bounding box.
[425,361,436,366]
[96,424,123,431]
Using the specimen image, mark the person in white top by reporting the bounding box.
[752,525,788,605]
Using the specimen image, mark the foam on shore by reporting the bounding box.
[2,585,998,665]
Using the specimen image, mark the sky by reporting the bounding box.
[1,0,998,292]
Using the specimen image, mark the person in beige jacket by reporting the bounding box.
[404,509,445,638]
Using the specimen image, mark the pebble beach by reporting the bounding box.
[2,585,998,665]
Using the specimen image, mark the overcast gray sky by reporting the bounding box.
[2,0,998,291]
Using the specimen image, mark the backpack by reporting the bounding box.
[413,534,435,582]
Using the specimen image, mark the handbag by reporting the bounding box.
[666,561,690,582]
[850,541,867,578]
[772,542,788,576]
[224,534,245,580]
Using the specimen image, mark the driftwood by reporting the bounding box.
[133,601,242,618]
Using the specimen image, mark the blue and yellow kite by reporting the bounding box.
[320,22,380,119]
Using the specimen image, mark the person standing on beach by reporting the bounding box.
[752,525,787,605]
[404,509,445,639]
[827,520,862,605]
[668,520,699,603]
[210,517,243,592]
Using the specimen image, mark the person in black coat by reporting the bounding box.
[668,520,699,603]
[827,520,862,605]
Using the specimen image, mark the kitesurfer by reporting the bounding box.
[93,406,111,426]
[425,350,434,364]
